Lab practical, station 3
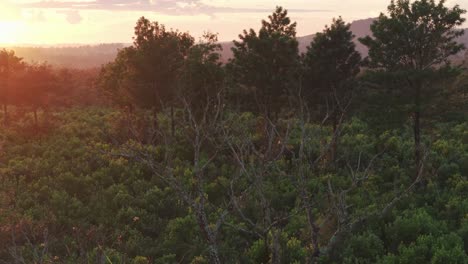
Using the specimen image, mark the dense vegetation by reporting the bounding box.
[0,0,467,263]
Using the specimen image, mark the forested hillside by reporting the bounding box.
[0,0,467,263]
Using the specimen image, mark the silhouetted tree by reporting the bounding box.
[98,17,194,132]
[0,49,24,125]
[229,6,300,117]
[19,63,57,126]
[360,0,466,172]
[98,48,135,109]
[304,17,361,161]
[178,33,224,117]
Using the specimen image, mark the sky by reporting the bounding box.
[0,0,467,45]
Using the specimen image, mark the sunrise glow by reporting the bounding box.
[0,21,24,44]
[0,0,447,45]
[0,1,467,263]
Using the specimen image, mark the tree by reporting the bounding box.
[0,49,24,125]
[178,33,224,117]
[359,0,466,172]
[120,95,233,264]
[98,17,194,131]
[98,48,136,109]
[304,17,361,161]
[19,63,57,126]
[229,6,300,117]
[130,17,194,111]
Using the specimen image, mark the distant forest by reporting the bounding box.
[0,44,126,69]
[3,18,468,69]
[0,0,467,263]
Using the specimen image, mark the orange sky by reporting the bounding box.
[0,0,467,45]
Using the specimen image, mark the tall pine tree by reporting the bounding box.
[229,6,300,117]
[304,17,361,161]
[359,0,465,171]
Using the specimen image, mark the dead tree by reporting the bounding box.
[119,91,233,264]
[222,111,296,264]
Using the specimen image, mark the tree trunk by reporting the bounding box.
[305,206,321,260]
[153,107,158,130]
[207,244,221,264]
[414,82,422,177]
[4,62,9,126]
[300,176,321,261]
[194,206,221,264]
[34,109,38,127]
[414,110,421,173]
[153,81,159,140]
[43,106,49,127]
[270,230,281,264]
[3,104,7,126]
[171,105,175,137]
[331,110,338,162]
[298,118,322,262]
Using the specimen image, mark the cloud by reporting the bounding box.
[57,10,83,24]
[18,0,330,16]
[24,9,47,23]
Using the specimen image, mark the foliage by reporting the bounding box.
[0,107,466,263]
[359,0,466,168]
[303,17,361,120]
[98,17,194,111]
[228,6,300,115]
[0,1,467,263]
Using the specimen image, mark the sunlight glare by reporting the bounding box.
[0,21,23,44]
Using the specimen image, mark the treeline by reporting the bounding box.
[0,0,467,263]
[98,3,466,170]
[2,44,125,69]
[98,1,467,262]
[0,50,103,126]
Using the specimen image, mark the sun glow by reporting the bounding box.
[0,21,23,44]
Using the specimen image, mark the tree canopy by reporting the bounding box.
[229,6,300,116]
[0,1,467,263]
[99,17,195,111]
[360,0,466,171]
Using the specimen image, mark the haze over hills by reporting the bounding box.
[1,18,467,68]
[216,18,376,62]
[220,18,468,62]
[0,43,127,69]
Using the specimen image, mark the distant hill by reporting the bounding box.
[219,18,467,62]
[296,18,375,56]
[0,43,127,69]
[217,18,375,62]
[2,18,467,68]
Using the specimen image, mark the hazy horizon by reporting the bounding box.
[1,0,466,45]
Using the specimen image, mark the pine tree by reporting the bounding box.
[359,0,466,171]
[229,6,300,117]
[0,49,23,125]
[304,17,361,161]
